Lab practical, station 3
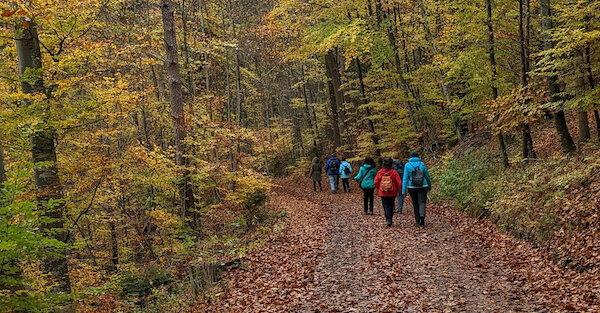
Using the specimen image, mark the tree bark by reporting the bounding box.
[540,0,576,153]
[519,0,536,160]
[486,0,509,168]
[585,45,600,141]
[16,21,73,309]
[300,65,319,158]
[161,0,196,224]
[356,58,381,159]
[578,110,591,145]
[324,50,342,148]
[0,136,6,184]
[109,221,119,273]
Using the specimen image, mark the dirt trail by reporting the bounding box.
[194,181,599,312]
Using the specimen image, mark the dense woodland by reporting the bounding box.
[0,0,599,311]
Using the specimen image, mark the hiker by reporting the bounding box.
[339,157,353,193]
[402,151,432,226]
[354,157,377,215]
[325,154,341,194]
[374,157,403,227]
[309,157,323,192]
[392,154,405,214]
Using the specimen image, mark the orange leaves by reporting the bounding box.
[1,9,15,17]
[1,9,28,18]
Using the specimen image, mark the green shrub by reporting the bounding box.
[431,149,502,216]
[118,266,174,299]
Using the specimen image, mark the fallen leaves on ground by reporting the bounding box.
[191,180,599,312]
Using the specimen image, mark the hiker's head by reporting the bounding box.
[382,157,393,169]
[341,156,347,161]
[312,157,319,164]
[364,157,376,167]
[331,153,337,159]
[410,151,419,158]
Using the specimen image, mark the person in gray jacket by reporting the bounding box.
[309,157,323,192]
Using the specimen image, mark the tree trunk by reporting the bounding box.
[519,0,536,160]
[301,65,319,158]
[160,0,196,223]
[379,3,419,134]
[109,221,119,273]
[578,111,591,145]
[324,50,342,148]
[486,0,509,168]
[540,0,576,153]
[16,21,73,309]
[585,45,600,141]
[356,58,381,159]
[0,136,6,184]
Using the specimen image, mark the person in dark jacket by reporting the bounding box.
[374,157,403,227]
[325,154,341,194]
[309,157,322,192]
[354,157,377,214]
[402,151,432,226]
[392,153,405,214]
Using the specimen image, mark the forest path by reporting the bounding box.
[194,180,598,312]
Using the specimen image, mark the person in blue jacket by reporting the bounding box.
[354,157,377,214]
[402,151,432,226]
[325,154,341,194]
[339,157,353,193]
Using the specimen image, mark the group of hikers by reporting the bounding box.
[309,152,432,227]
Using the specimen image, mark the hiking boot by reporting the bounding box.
[420,216,425,226]
[369,211,374,215]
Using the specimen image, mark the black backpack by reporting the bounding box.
[343,165,351,175]
[410,163,424,187]
[392,159,404,179]
[330,159,340,173]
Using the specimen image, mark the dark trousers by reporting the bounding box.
[313,180,322,191]
[342,178,350,192]
[362,188,374,214]
[408,188,428,223]
[381,196,395,224]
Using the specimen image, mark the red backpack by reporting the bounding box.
[380,173,394,193]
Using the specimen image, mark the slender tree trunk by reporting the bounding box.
[486,0,509,168]
[180,0,194,98]
[16,21,73,309]
[378,3,419,134]
[519,0,536,160]
[109,221,119,273]
[227,0,243,124]
[0,136,6,184]
[356,58,381,159]
[585,45,600,141]
[540,0,576,153]
[161,0,196,223]
[301,65,319,158]
[324,50,342,148]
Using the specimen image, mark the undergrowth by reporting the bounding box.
[431,142,600,271]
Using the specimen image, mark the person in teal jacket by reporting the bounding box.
[339,157,353,193]
[354,157,377,214]
[402,151,432,226]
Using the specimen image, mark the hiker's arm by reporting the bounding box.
[424,165,432,189]
[374,172,381,189]
[353,167,363,180]
[393,172,402,190]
